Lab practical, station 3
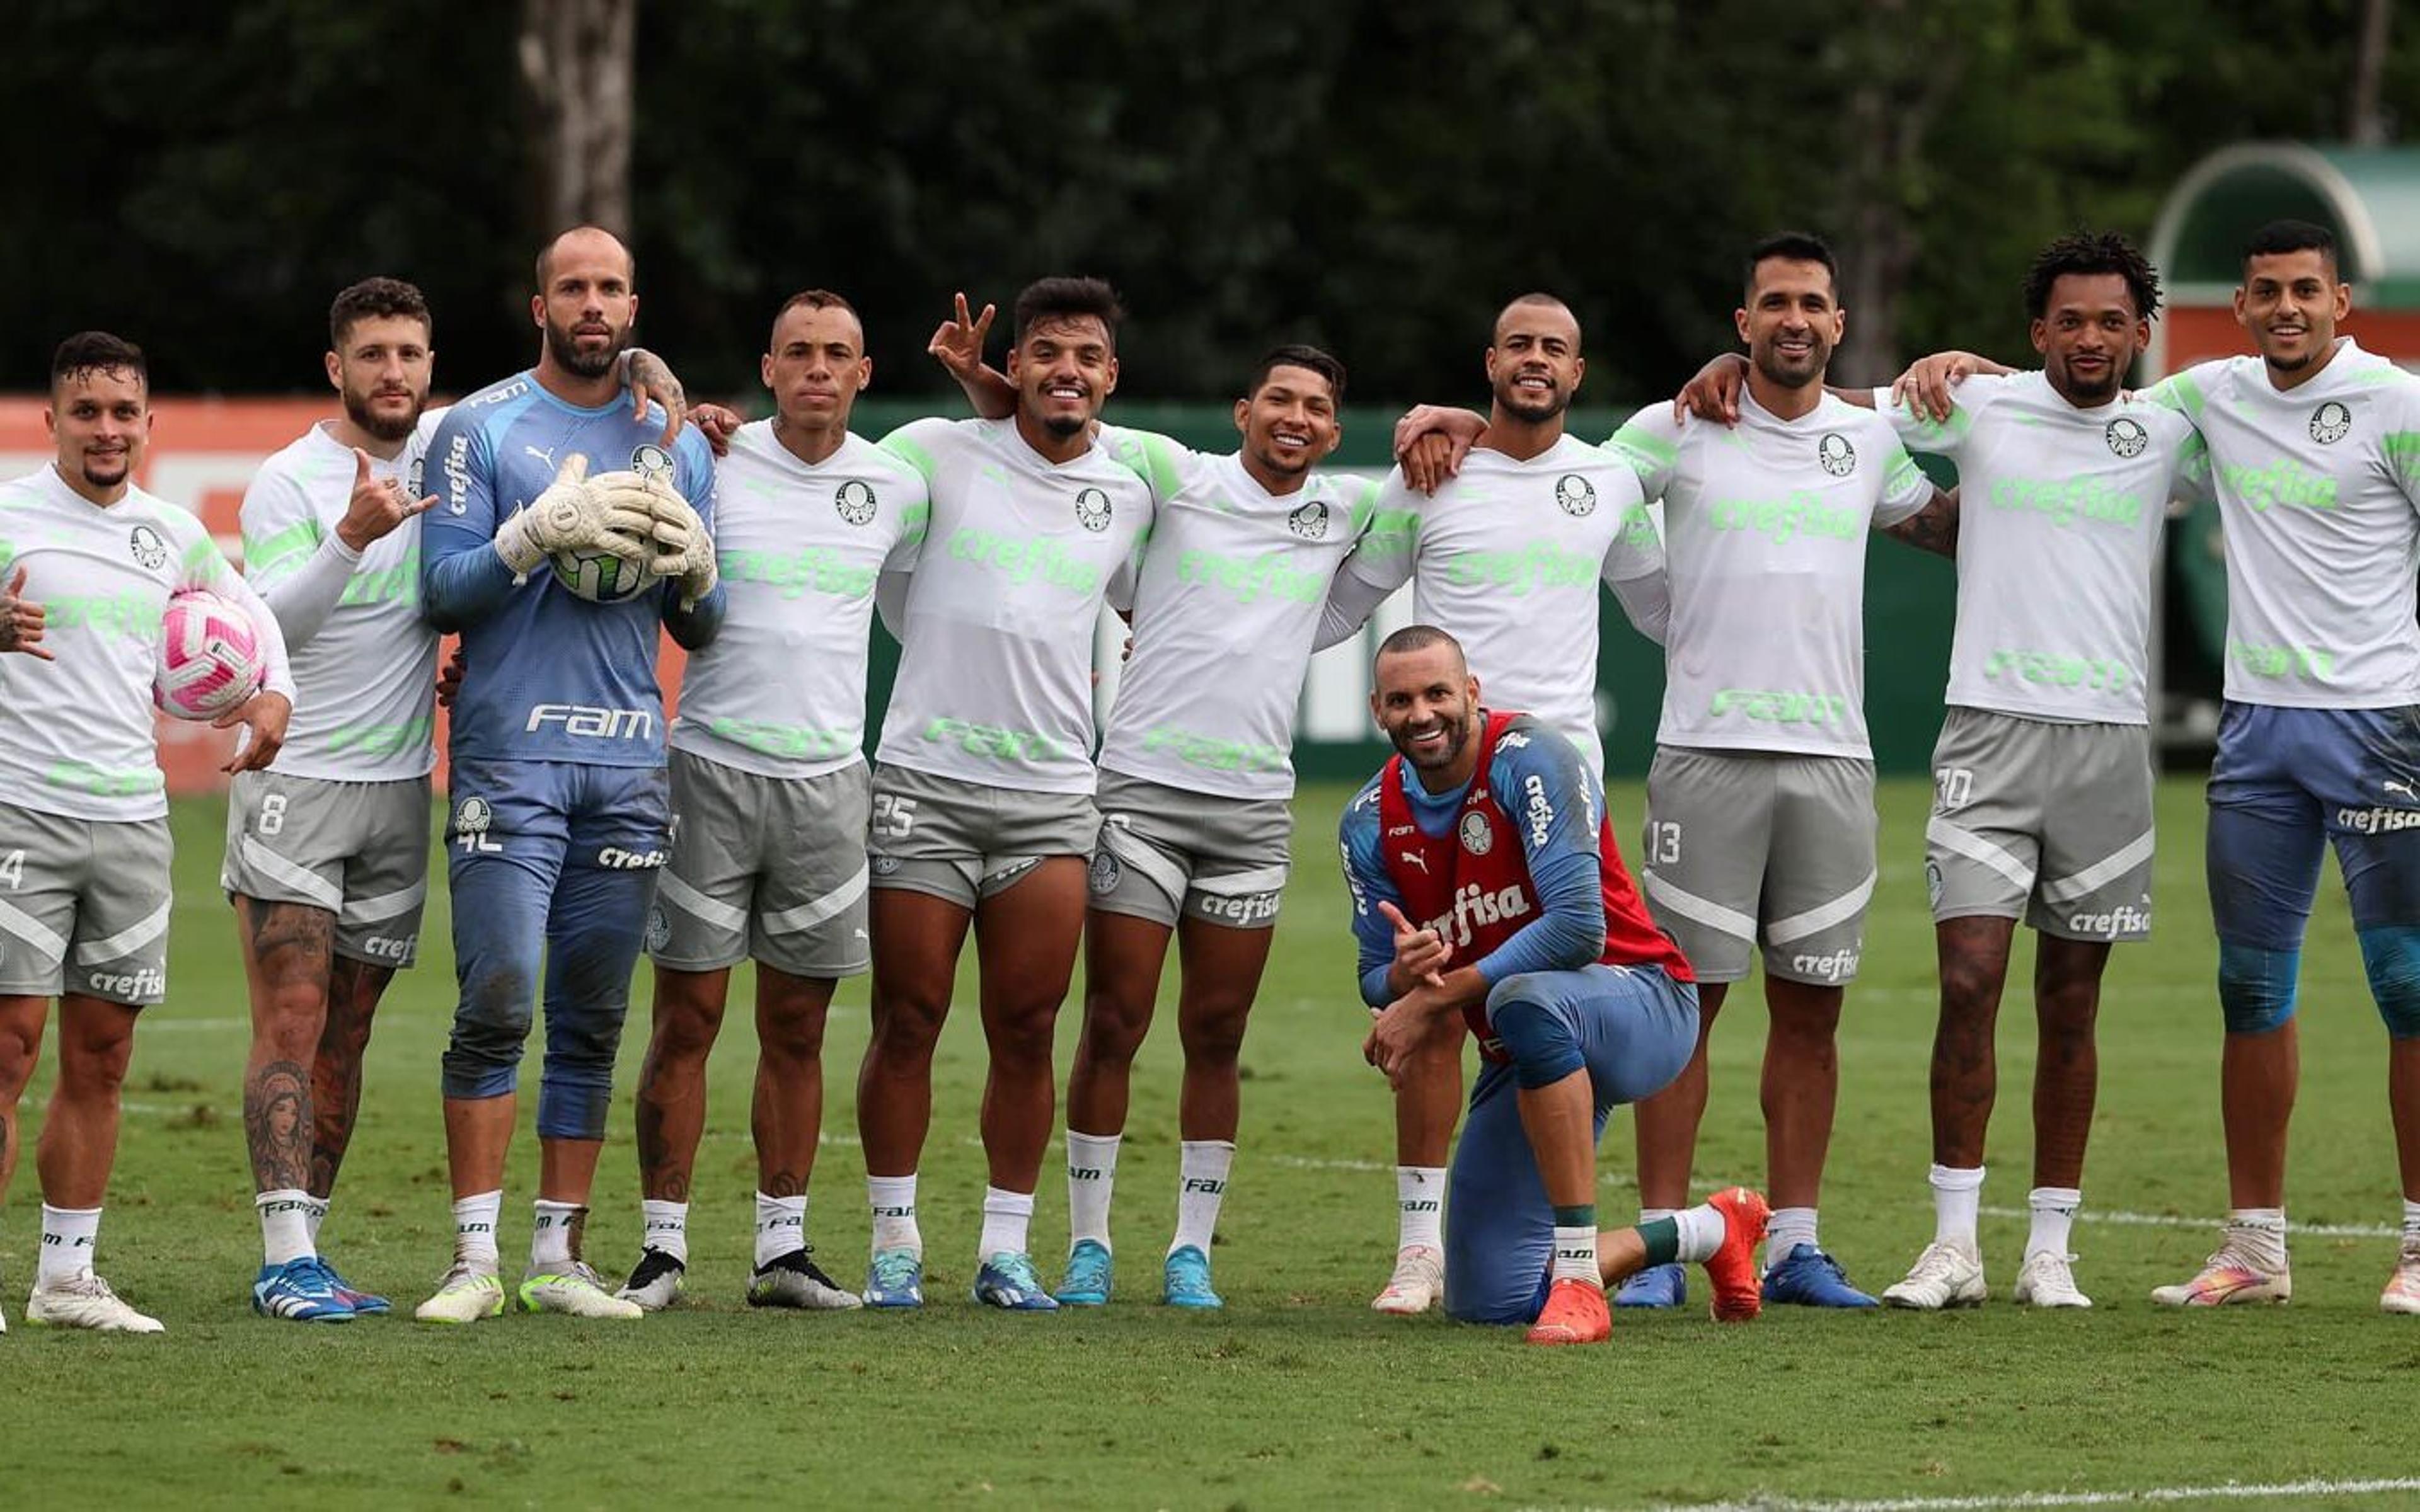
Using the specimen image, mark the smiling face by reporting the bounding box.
[2030,272,2146,406]
[1008,314,1118,438]
[1485,300,1583,425]
[1234,363,1341,482]
[1371,640,1480,777]
[47,364,150,500]
[1736,257,1843,391]
[2235,248,2350,377]
[762,301,870,432]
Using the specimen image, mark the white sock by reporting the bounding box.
[451,1191,502,1271]
[1397,1166,1446,1252]
[530,1200,584,1268]
[2404,1198,2420,1250]
[257,1189,315,1266]
[1066,1130,1121,1249]
[1671,1203,1726,1264]
[1929,1164,1986,1249]
[979,1186,1035,1259]
[37,1204,100,1288]
[1170,1140,1235,1257]
[303,1194,329,1247]
[640,1198,689,1263]
[2026,1186,2081,1260]
[1552,1225,1599,1284]
[2227,1206,2288,1269]
[756,1191,806,1268]
[1765,1205,1819,1269]
[868,1174,920,1256]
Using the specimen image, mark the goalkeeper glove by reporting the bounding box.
[493,456,655,575]
[638,478,719,607]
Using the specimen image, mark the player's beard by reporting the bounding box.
[1390,707,1473,772]
[1752,335,1828,391]
[2053,356,2123,404]
[546,316,627,379]
[1495,375,1569,427]
[79,449,130,490]
[343,382,425,444]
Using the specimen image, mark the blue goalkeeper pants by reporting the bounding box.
[1443,963,1698,1325]
[439,757,671,1138]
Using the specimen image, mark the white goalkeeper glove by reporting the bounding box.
[635,476,718,607]
[493,456,656,575]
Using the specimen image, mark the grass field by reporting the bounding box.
[10,776,2420,1511]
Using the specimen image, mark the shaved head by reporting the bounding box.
[536,225,635,292]
[1494,293,1579,352]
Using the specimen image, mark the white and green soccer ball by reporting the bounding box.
[548,538,655,604]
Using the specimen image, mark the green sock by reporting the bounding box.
[1552,1204,1596,1229]
[1638,1216,1681,1268]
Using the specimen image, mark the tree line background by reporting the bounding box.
[8,0,2410,408]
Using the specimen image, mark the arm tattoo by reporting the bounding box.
[1884,490,1960,559]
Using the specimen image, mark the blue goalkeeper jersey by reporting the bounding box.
[420,369,723,768]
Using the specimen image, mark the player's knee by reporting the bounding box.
[1936,949,2004,1022]
[649,992,725,1064]
[2216,941,2300,1035]
[2357,925,2420,1040]
[985,1004,1062,1067]
[756,1002,827,1065]
[1486,984,1584,1092]
[1176,1004,1250,1067]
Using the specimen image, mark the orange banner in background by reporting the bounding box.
[0,397,687,795]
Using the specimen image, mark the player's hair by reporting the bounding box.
[50,331,147,392]
[329,277,432,350]
[1013,277,1124,349]
[769,289,862,346]
[1494,292,1579,352]
[2020,231,2163,321]
[1374,623,1466,667]
[1744,231,1838,300]
[2242,219,2339,278]
[1247,343,1345,403]
[534,226,637,292]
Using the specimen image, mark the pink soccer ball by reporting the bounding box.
[154,589,267,721]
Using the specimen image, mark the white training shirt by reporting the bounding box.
[1093,428,1374,800]
[671,421,928,778]
[1610,389,1933,759]
[238,412,444,780]
[1878,372,2206,726]
[0,465,293,821]
[1330,435,1668,779]
[2145,340,2420,708]
[872,417,1155,795]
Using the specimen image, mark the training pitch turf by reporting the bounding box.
[9,777,2419,1510]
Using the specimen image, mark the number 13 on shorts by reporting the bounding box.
[1647,820,1681,866]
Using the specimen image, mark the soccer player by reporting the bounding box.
[224,278,444,1323]
[854,277,1155,1310]
[928,306,1375,1307]
[1340,624,1766,1343]
[614,289,924,1313]
[1675,234,2206,1308]
[0,332,295,1332]
[413,227,724,1324]
[1899,222,2420,1311]
[1314,294,1671,1314]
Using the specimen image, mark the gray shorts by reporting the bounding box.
[650,749,872,978]
[1925,707,2155,941]
[1090,770,1293,930]
[221,771,432,967]
[866,764,1100,910]
[0,803,173,1004]
[1639,746,1877,985]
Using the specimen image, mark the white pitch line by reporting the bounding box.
[1655,1475,2420,1512]
[1978,1204,2397,1240]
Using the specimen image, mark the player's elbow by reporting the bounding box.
[1541,902,1606,970]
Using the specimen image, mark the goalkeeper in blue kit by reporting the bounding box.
[413,227,723,1322]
